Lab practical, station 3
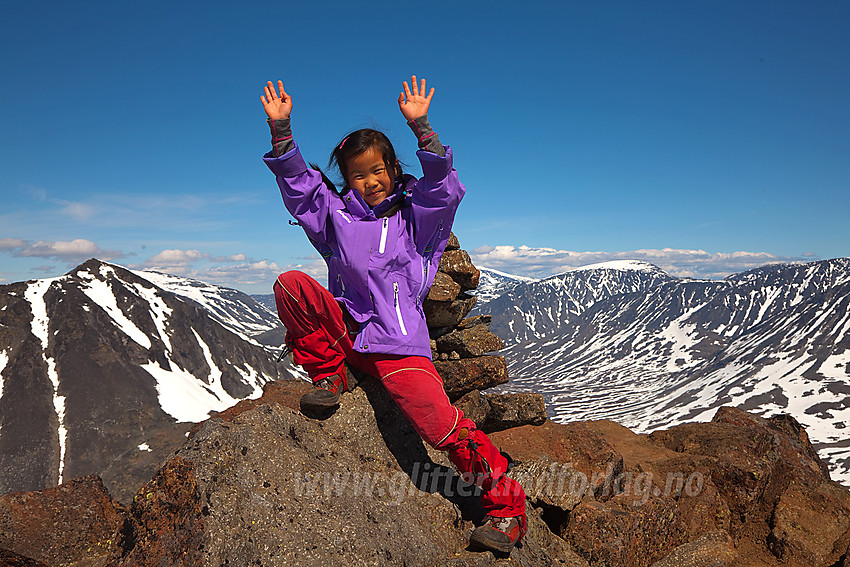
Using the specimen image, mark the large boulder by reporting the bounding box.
[647,530,738,567]
[436,323,504,358]
[426,271,462,303]
[454,390,546,433]
[648,406,850,567]
[490,421,625,499]
[438,249,481,291]
[424,293,478,329]
[566,492,687,567]
[434,356,509,400]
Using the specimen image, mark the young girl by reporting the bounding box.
[261,76,527,553]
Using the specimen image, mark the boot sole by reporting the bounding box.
[300,396,340,413]
[469,531,515,554]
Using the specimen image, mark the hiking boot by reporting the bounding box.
[299,367,353,414]
[469,514,526,554]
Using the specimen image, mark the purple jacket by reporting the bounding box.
[263,144,465,358]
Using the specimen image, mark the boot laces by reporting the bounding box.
[486,515,514,532]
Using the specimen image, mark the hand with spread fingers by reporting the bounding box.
[398,75,435,121]
[261,80,293,120]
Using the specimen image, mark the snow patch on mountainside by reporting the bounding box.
[0,350,7,400]
[141,328,265,423]
[23,277,68,484]
[132,269,280,343]
[78,267,152,349]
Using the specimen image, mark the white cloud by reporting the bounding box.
[145,249,208,266]
[2,238,125,261]
[136,250,327,292]
[469,245,813,280]
[58,201,96,222]
[0,238,28,250]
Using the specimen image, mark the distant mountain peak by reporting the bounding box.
[477,266,536,282]
[0,258,294,502]
[566,259,666,274]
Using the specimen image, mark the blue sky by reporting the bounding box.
[1,1,848,293]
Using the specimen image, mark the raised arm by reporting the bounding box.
[398,75,445,157]
[261,80,334,244]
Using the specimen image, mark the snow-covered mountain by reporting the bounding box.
[483,258,850,485]
[132,270,281,342]
[0,259,297,502]
[476,260,674,344]
[469,267,536,304]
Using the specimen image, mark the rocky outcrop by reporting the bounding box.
[0,476,123,566]
[2,381,850,567]
[486,407,850,567]
[3,249,850,567]
[107,379,582,566]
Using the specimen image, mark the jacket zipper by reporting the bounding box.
[393,282,408,336]
[379,217,389,254]
[337,274,346,295]
[416,218,443,303]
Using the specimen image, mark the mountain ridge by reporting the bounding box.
[477,257,850,485]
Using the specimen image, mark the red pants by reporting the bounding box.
[273,271,526,520]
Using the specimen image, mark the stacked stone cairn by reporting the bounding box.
[424,233,546,433]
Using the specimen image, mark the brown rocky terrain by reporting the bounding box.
[1,381,849,566]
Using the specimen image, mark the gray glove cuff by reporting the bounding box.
[407,114,445,157]
[268,118,294,157]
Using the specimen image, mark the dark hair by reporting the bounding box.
[329,129,402,188]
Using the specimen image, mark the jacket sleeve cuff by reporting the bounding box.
[263,143,308,177]
[417,146,453,181]
[268,118,295,157]
[407,114,446,157]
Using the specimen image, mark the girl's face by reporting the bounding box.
[345,147,398,207]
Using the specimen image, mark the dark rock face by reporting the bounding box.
[424,292,478,328]
[0,476,123,566]
[109,457,205,566]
